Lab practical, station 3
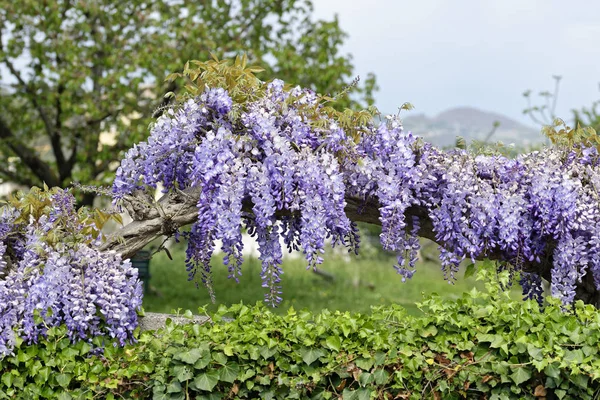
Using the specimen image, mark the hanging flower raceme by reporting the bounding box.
[113,74,600,308]
[0,189,142,358]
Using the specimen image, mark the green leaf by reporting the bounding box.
[564,349,584,364]
[192,370,220,392]
[219,362,240,383]
[527,344,543,361]
[1,372,13,387]
[36,366,51,384]
[464,263,476,279]
[419,325,438,338]
[372,369,389,385]
[247,346,260,360]
[355,357,374,370]
[192,324,202,337]
[571,373,589,388]
[152,390,169,400]
[479,333,507,349]
[57,391,72,400]
[342,388,372,400]
[373,352,387,366]
[259,345,278,359]
[194,352,211,370]
[56,373,72,388]
[174,348,205,364]
[139,363,154,373]
[212,352,227,365]
[358,372,373,387]
[510,367,532,385]
[173,365,194,382]
[325,336,341,352]
[167,380,182,393]
[299,348,324,366]
[223,344,234,356]
[87,373,99,383]
[62,347,79,359]
[544,363,561,378]
[79,342,92,356]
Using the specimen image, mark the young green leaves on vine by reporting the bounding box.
[542,118,600,151]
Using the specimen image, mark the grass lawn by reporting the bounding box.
[141,239,500,316]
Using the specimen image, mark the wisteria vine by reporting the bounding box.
[113,75,600,308]
[0,190,142,357]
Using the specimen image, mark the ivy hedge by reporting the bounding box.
[2,271,600,399]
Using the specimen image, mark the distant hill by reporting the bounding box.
[397,107,544,147]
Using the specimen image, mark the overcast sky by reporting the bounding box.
[312,0,600,127]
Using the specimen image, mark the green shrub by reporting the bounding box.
[2,270,600,399]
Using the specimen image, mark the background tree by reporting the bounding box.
[0,0,377,206]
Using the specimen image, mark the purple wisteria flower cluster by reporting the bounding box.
[348,137,600,305]
[115,81,358,305]
[0,190,142,357]
[113,78,600,307]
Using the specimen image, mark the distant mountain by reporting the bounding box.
[397,107,544,147]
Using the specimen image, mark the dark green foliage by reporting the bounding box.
[2,271,600,399]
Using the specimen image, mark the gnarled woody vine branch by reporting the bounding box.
[100,188,598,306]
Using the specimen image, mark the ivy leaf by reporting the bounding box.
[212,352,227,365]
[167,380,182,393]
[374,352,387,366]
[174,348,205,364]
[192,370,220,392]
[299,348,325,366]
[79,342,92,356]
[510,367,532,385]
[527,344,543,361]
[152,390,168,400]
[56,373,72,388]
[1,372,13,387]
[419,325,438,338]
[358,372,373,387]
[61,347,79,359]
[219,362,240,383]
[373,369,389,385]
[259,345,277,359]
[564,349,584,364]
[571,373,589,389]
[57,392,72,400]
[544,363,561,378]
[355,358,374,370]
[464,263,476,279]
[173,365,194,382]
[36,366,51,384]
[342,388,372,400]
[325,336,341,352]
[194,352,212,370]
